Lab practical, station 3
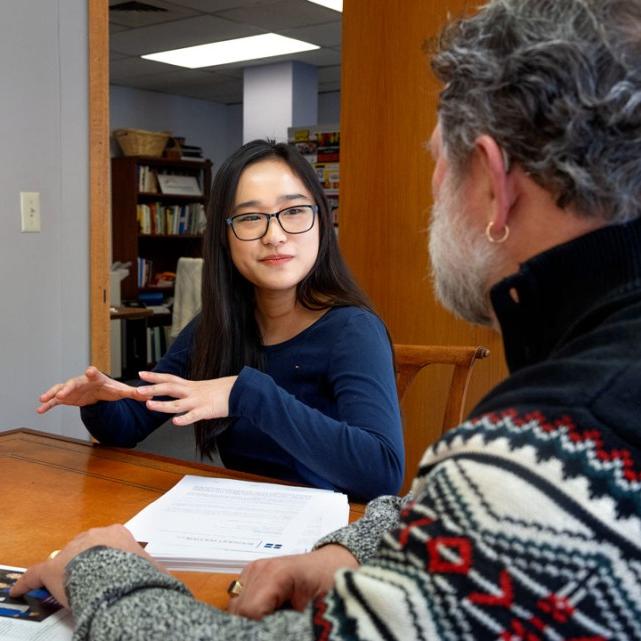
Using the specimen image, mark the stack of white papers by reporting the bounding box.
[125,475,349,573]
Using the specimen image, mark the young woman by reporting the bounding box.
[38,140,404,500]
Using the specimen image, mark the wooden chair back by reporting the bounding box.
[394,344,490,494]
[394,343,490,435]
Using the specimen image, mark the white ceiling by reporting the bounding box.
[109,0,342,104]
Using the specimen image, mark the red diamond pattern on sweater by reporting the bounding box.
[427,536,472,574]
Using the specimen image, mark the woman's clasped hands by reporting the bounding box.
[136,371,238,425]
[37,366,238,425]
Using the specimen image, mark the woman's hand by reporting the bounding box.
[37,366,146,414]
[136,371,238,426]
[227,544,359,620]
[9,525,163,608]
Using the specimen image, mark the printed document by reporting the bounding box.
[125,475,349,572]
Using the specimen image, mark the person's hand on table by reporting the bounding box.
[136,371,238,425]
[9,525,164,608]
[37,366,147,413]
[227,544,359,620]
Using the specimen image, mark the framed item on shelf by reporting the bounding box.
[157,174,202,196]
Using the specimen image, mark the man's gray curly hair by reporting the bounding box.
[431,0,641,223]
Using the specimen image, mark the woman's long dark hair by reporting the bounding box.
[191,139,374,457]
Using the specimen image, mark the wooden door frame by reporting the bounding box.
[88,0,110,371]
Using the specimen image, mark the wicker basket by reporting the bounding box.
[113,128,170,157]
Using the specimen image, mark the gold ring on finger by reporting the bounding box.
[227,579,243,597]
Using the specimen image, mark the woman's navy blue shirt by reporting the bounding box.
[81,306,404,500]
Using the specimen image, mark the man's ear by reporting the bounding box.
[474,135,516,231]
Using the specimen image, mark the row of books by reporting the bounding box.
[138,165,159,193]
[146,325,169,364]
[180,143,203,160]
[289,127,340,163]
[327,194,339,226]
[288,125,340,200]
[137,202,206,236]
[166,137,204,161]
[137,257,153,288]
[315,162,340,195]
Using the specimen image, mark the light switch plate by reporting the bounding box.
[20,192,41,232]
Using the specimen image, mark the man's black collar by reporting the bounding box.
[490,217,641,373]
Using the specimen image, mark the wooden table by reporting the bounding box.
[1,429,365,609]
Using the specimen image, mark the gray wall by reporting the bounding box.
[318,91,341,124]
[0,0,90,439]
[110,85,242,169]
[110,87,339,170]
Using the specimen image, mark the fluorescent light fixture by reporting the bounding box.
[142,33,320,69]
[307,0,343,11]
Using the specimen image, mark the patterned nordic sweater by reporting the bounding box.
[65,219,641,640]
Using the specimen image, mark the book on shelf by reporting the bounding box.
[180,144,204,160]
[138,290,164,306]
[137,165,158,193]
[317,146,339,162]
[125,475,349,573]
[146,304,172,315]
[314,162,340,193]
[327,194,339,226]
[137,257,153,288]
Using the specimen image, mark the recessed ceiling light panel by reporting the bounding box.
[307,0,343,11]
[142,33,320,69]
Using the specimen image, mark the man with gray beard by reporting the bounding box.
[12,1,641,639]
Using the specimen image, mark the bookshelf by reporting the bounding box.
[111,156,212,377]
[111,156,212,301]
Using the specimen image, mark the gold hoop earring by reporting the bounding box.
[485,221,509,244]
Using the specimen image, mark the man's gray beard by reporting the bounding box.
[428,178,497,327]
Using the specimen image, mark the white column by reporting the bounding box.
[243,61,318,143]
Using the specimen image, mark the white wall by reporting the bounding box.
[0,0,90,439]
[110,85,241,170]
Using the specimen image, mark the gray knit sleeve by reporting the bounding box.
[65,547,313,641]
[312,493,412,564]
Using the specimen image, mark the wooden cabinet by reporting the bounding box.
[111,156,212,301]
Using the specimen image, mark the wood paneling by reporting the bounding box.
[340,0,508,492]
[89,0,111,371]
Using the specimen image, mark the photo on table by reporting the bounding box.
[0,567,62,622]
